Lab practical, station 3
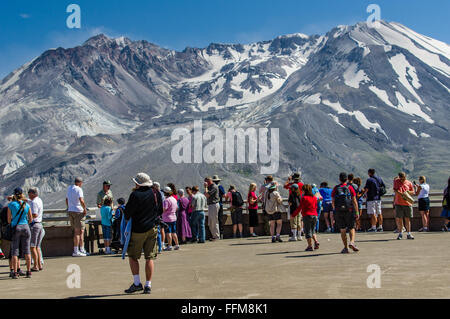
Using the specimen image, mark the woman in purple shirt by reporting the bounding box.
[177,189,192,244]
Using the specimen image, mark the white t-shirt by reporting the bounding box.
[418,183,430,199]
[29,197,44,223]
[66,185,84,213]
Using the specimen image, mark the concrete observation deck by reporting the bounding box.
[1,231,449,299]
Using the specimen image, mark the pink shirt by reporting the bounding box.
[162,196,177,223]
[393,179,414,207]
[248,191,258,210]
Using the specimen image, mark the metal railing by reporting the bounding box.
[42,192,443,226]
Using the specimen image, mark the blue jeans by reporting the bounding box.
[191,210,205,242]
[157,226,162,252]
[316,206,322,232]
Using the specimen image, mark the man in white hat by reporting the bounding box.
[212,175,226,240]
[123,173,162,295]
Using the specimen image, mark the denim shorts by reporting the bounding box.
[166,222,177,234]
[441,208,450,218]
[322,201,333,213]
[102,225,112,240]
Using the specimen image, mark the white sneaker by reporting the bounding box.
[80,249,90,256]
[72,251,86,257]
[289,236,297,242]
[298,236,303,241]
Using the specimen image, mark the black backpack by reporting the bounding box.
[376,177,387,197]
[231,191,244,207]
[334,185,353,212]
[0,206,7,227]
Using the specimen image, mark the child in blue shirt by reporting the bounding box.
[319,182,335,233]
[101,197,113,254]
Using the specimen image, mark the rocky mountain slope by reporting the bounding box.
[0,21,449,207]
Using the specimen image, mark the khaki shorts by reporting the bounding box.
[395,205,413,219]
[68,212,86,230]
[290,214,302,230]
[127,226,158,260]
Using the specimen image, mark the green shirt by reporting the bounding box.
[97,189,114,206]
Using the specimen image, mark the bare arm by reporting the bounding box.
[27,209,33,224]
[353,197,359,218]
[79,197,87,215]
[7,208,12,224]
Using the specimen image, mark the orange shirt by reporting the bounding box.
[393,179,414,206]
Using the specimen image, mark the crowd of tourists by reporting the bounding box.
[1,169,449,291]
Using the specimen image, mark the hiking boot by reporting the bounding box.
[349,243,359,252]
[341,248,349,254]
[397,233,403,240]
[125,283,143,294]
[271,237,276,243]
[276,236,283,243]
[407,234,415,240]
[305,247,314,252]
[289,236,297,242]
[143,286,151,295]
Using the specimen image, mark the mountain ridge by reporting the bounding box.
[0,20,449,207]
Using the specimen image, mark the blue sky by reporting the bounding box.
[0,0,449,78]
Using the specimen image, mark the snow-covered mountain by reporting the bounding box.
[0,21,449,207]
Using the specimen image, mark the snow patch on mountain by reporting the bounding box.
[389,53,423,103]
[394,92,434,124]
[376,22,450,77]
[409,128,418,137]
[369,86,394,107]
[343,63,370,89]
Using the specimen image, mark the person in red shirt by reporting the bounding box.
[332,173,360,254]
[393,172,415,240]
[284,173,304,196]
[292,184,321,251]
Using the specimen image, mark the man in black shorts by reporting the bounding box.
[332,173,360,254]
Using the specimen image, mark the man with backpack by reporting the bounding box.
[228,185,244,238]
[364,169,386,232]
[332,173,360,254]
[213,176,226,240]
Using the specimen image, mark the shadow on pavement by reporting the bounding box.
[285,252,342,258]
[256,250,305,256]
[356,239,396,243]
[67,293,133,299]
[230,242,272,246]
